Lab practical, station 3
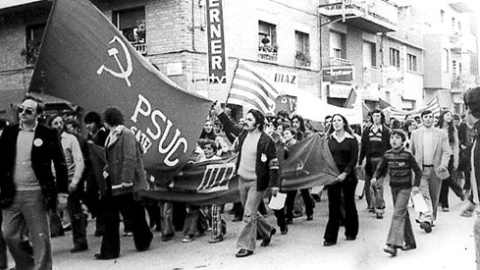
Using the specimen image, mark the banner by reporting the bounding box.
[296,91,363,124]
[28,0,212,185]
[206,0,227,83]
[140,133,340,204]
[383,98,441,120]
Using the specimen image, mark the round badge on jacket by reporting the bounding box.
[33,138,43,147]
[261,153,267,162]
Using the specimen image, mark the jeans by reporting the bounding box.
[160,201,175,236]
[418,167,442,223]
[236,178,273,251]
[324,178,359,243]
[67,189,88,249]
[387,187,415,248]
[368,157,386,214]
[3,190,51,270]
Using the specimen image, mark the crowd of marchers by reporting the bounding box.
[1,87,480,269]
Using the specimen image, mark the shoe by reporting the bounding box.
[209,235,224,243]
[182,235,194,243]
[292,212,302,218]
[368,208,375,213]
[70,246,88,253]
[420,221,432,233]
[442,206,449,212]
[306,215,313,221]
[346,236,356,241]
[162,233,174,242]
[376,213,384,219]
[400,244,416,251]
[286,219,293,225]
[62,222,72,231]
[323,240,336,246]
[122,231,133,237]
[312,194,321,202]
[94,253,118,260]
[261,228,276,247]
[383,245,397,257]
[281,226,288,235]
[232,216,242,222]
[235,249,253,258]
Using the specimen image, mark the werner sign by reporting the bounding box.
[322,66,354,82]
[206,0,227,84]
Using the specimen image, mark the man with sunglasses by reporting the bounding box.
[0,95,69,270]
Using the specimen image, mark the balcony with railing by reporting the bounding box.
[322,57,352,67]
[451,74,477,91]
[258,45,278,63]
[319,0,397,33]
[132,42,147,55]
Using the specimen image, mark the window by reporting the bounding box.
[452,60,457,76]
[440,10,445,23]
[112,6,146,53]
[23,23,46,66]
[295,31,309,55]
[258,21,277,62]
[295,31,310,66]
[407,54,417,72]
[330,31,345,59]
[442,49,449,72]
[389,48,400,68]
[363,42,376,67]
[258,21,277,47]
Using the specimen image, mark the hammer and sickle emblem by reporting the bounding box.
[96,36,133,87]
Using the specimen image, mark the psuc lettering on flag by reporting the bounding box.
[130,94,188,167]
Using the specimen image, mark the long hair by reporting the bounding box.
[200,119,217,140]
[247,109,265,131]
[371,109,386,125]
[291,115,306,133]
[402,119,416,138]
[437,110,456,144]
[328,114,354,136]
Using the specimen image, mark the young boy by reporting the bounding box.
[371,129,422,257]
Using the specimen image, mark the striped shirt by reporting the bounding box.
[374,147,422,188]
[368,126,383,157]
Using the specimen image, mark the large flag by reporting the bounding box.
[227,60,279,114]
[28,0,212,185]
[383,98,441,120]
[140,133,340,204]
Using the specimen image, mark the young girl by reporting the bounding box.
[372,130,422,256]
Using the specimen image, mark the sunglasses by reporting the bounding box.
[17,106,34,115]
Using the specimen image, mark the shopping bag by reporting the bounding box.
[268,192,287,210]
[411,192,428,213]
[355,180,365,198]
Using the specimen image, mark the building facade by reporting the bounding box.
[0,0,323,120]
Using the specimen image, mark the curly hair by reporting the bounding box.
[103,107,125,126]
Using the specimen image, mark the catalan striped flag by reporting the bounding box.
[383,97,442,120]
[227,60,279,114]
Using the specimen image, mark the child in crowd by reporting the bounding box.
[371,130,422,257]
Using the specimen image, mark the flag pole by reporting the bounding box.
[225,57,240,106]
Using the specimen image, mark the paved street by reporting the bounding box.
[41,183,476,270]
